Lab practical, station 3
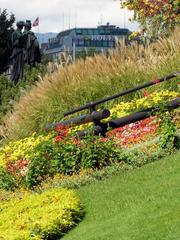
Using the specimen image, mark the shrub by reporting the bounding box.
[25,133,123,189]
[0,64,46,122]
[158,111,177,151]
[24,144,177,192]
[0,129,125,190]
[0,188,84,239]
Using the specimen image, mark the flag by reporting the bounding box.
[32,17,39,27]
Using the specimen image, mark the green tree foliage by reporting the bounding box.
[0,9,15,73]
[121,0,180,38]
[0,64,47,121]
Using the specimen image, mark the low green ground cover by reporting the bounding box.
[0,188,84,240]
[63,151,180,240]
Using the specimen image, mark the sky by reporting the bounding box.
[0,0,139,33]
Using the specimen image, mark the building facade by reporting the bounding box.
[44,23,131,61]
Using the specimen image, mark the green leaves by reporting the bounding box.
[121,0,180,38]
[0,9,15,73]
[0,64,47,121]
[158,112,177,150]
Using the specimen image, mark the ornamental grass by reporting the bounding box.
[0,28,179,141]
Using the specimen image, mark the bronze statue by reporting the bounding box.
[10,21,25,84]
[10,20,42,84]
[23,20,42,67]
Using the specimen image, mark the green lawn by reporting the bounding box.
[62,152,180,240]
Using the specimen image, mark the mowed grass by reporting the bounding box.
[63,152,180,240]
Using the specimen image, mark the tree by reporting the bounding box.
[0,9,15,73]
[121,0,180,38]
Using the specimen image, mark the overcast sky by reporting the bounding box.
[0,0,138,33]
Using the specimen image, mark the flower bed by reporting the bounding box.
[71,90,179,132]
[0,188,84,239]
[0,90,179,190]
[108,90,179,119]
[107,116,158,147]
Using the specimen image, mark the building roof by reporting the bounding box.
[56,29,72,39]
[56,24,131,39]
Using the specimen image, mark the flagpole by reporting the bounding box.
[32,17,40,43]
[124,10,126,28]
[38,18,40,43]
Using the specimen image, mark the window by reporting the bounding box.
[121,29,128,34]
[102,41,108,47]
[82,29,88,35]
[93,29,99,35]
[104,29,110,35]
[89,40,95,47]
[77,39,84,46]
[108,41,115,47]
[76,29,82,35]
[99,29,105,35]
[96,41,102,47]
[88,29,93,35]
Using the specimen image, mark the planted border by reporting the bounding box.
[0,90,179,190]
[0,188,84,239]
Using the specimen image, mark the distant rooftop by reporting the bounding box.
[97,22,116,29]
[55,23,131,39]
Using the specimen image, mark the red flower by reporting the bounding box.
[61,130,68,137]
[55,124,69,133]
[152,78,160,84]
[55,135,62,143]
[107,117,158,147]
[7,161,16,175]
[71,137,81,146]
[55,124,69,143]
[143,89,150,97]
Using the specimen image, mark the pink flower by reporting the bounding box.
[6,159,29,176]
[99,137,108,143]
